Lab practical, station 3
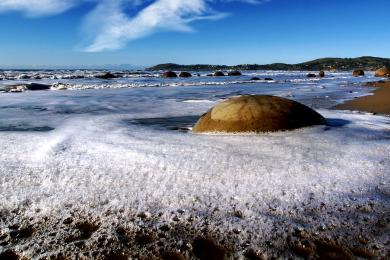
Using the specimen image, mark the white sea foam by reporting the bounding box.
[1,101,389,216]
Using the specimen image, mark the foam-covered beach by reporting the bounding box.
[0,71,389,259]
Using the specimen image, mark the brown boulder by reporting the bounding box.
[193,95,325,133]
[213,71,225,77]
[162,71,178,78]
[352,70,364,77]
[319,71,325,77]
[375,67,390,77]
[228,71,242,76]
[179,72,192,78]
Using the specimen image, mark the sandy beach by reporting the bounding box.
[335,80,390,115]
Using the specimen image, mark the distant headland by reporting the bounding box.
[147,56,390,71]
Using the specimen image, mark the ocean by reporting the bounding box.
[0,70,389,259]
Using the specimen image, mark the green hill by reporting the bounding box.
[146,57,390,71]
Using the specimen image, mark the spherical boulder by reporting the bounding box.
[375,67,390,77]
[228,71,242,76]
[162,71,178,78]
[213,71,225,77]
[319,71,325,77]
[352,70,364,77]
[192,95,325,133]
[179,72,192,78]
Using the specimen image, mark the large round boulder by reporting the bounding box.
[162,71,178,78]
[352,70,364,77]
[192,95,325,133]
[228,71,242,76]
[179,72,192,78]
[213,71,225,77]
[375,67,390,77]
[319,71,325,77]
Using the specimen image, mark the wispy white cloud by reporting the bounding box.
[0,0,266,51]
[0,0,77,17]
[84,0,230,52]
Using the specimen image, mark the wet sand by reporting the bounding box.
[335,80,390,115]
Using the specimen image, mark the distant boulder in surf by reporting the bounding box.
[319,71,325,77]
[179,72,192,78]
[162,71,178,78]
[207,74,213,77]
[251,77,261,81]
[193,95,325,133]
[375,67,390,77]
[95,72,117,79]
[352,70,365,77]
[25,83,51,91]
[18,74,31,80]
[306,73,317,78]
[213,71,225,77]
[228,71,242,76]
[264,78,274,81]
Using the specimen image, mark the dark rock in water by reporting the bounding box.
[26,83,51,91]
[228,70,242,76]
[251,77,261,81]
[135,232,155,245]
[95,72,117,79]
[213,71,225,77]
[307,73,317,78]
[179,72,192,78]
[9,225,35,240]
[162,71,178,78]
[314,240,354,260]
[207,74,213,77]
[69,75,85,79]
[196,73,201,77]
[0,250,20,260]
[319,71,325,77]
[193,95,325,133]
[375,67,390,77]
[18,74,30,79]
[352,70,365,76]
[103,253,129,260]
[264,78,274,81]
[193,237,226,260]
[75,222,100,240]
[162,251,186,260]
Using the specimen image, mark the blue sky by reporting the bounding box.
[0,0,389,68]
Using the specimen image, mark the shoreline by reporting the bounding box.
[334,80,390,115]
